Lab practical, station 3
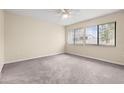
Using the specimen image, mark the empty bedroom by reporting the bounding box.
[0,9,124,84]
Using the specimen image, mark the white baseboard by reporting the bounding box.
[5,52,64,64]
[66,52,124,66]
[4,51,124,66]
[0,59,4,73]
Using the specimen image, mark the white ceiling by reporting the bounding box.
[6,9,121,26]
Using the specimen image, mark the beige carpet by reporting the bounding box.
[0,53,124,84]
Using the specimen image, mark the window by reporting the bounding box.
[99,22,116,46]
[67,22,116,47]
[74,28,84,44]
[85,26,98,45]
[67,30,74,44]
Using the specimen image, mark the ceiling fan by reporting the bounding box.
[56,9,79,19]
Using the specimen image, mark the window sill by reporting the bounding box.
[67,44,116,47]
[98,45,116,47]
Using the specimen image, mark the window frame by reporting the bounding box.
[98,21,116,47]
[67,29,75,45]
[66,21,116,47]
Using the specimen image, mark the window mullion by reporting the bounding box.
[97,25,99,45]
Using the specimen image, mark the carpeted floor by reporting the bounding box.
[0,53,124,84]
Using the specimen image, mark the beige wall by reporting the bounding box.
[0,10,4,72]
[65,11,124,65]
[5,12,65,63]
[0,10,4,61]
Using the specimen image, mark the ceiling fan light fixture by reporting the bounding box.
[62,13,69,19]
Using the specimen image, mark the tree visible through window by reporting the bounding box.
[99,22,116,46]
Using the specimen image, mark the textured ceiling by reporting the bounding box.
[6,9,121,26]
